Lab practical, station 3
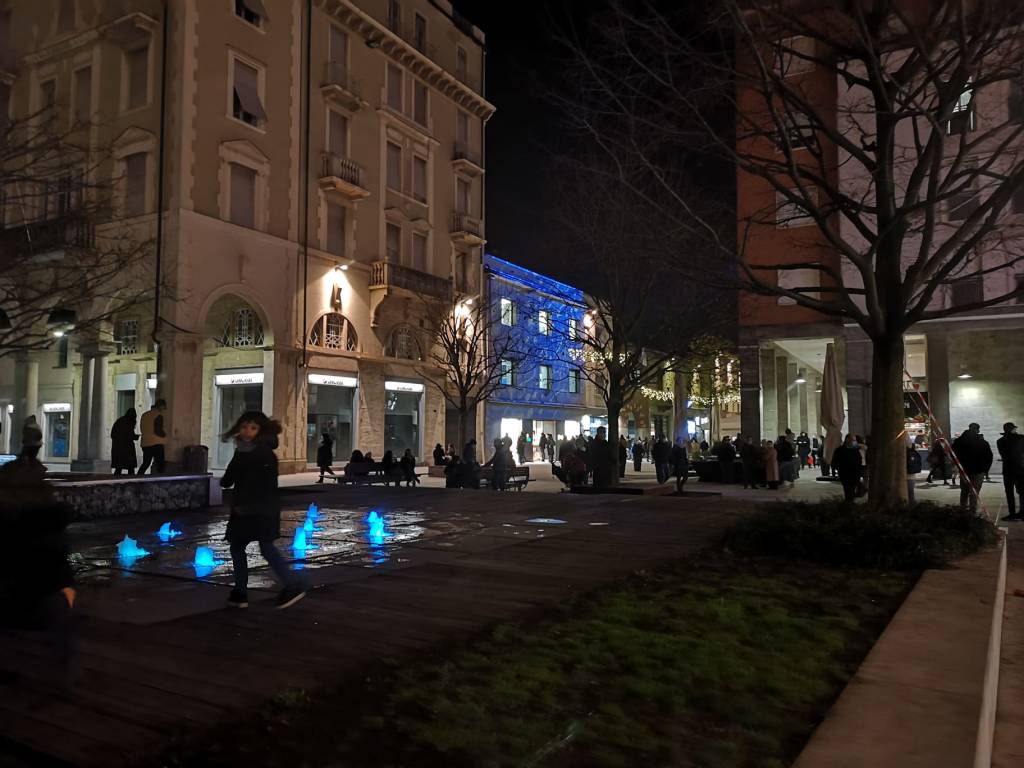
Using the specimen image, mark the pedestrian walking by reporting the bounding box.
[997,422,1024,521]
[631,439,644,472]
[718,436,737,484]
[797,431,811,468]
[832,434,864,503]
[138,399,168,475]
[539,433,549,463]
[219,411,305,610]
[315,432,335,483]
[110,407,139,476]
[951,423,993,513]
[671,437,689,494]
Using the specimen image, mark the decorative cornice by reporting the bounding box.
[23,13,159,66]
[314,0,495,121]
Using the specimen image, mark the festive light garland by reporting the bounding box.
[640,386,674,402]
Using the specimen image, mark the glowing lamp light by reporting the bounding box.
[116,535,150,560]
[957,366,973,380]
[157,522,182,541]
[795,369,807,384]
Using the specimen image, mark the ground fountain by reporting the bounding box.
[116,535,150,562]
[157,522,183,541]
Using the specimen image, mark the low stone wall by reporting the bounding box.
[52,475,212,520]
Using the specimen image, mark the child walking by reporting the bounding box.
[220,411,306,609]
[315,432,335,483]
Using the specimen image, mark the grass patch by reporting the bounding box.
[721,500,997,570]
[154,555,913,768]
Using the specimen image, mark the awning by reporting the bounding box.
[240,0,268,20]
[233,66,267,121]
[819,342,845,462]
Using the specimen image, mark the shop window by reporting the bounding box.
[220,307,265,348]
[500,297,515,326]
[500,359,513,386]
[235,0,266,28]
[308,312,358,351]
[388,325,423,360]
[539,364,552,390]
[569,368,581,393]
[118,318,140,355]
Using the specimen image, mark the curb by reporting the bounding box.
[973,528,1009,768]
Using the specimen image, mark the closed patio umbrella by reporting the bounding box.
[820,342,845,464]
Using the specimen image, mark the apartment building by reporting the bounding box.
[737,33,1024,446]
[0,0,494,471]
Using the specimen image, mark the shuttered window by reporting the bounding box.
[230,163,256,228]
[124,153,147,217]
[326,202,345,256]
[126,47,149,109]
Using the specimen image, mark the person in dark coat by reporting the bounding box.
[906,443,923,505]
[927,442,950,485]
[832,434,864,503]
[951,423,993,513]
[315,432,335,483]
[617,436,628,479]
[718,436,737,484]
[380,450,400,486]
[797,432,812,468]
[444,455,464,488]
[399,448,418,486]
[739,436,758,488]
[462,439,477,464]
[589,427,616,488]
[484,438,510,491]
[651,437,669,484]
[997,423,1024,520]
[631,439,644,472]
[0,433,77,690]
[109,407,139,476]
[671,438,690,494]
[432,443,447,466]
[220,411,305,610]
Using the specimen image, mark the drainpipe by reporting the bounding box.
[152,0,169,390]
[301,0,312,370]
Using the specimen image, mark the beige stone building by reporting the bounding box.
[0,0,493,472]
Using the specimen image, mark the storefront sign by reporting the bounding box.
[309,373,358,388]
[42,403,72,413]
[385,381,424,393]
[115,373,137,391]
[146,375,157,390]
[214,372,265,386]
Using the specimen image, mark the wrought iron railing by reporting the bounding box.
[370,260,451,300]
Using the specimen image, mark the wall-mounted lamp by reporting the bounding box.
[795,369,807,384]
[957,366,973,380]
[47,308,76,337]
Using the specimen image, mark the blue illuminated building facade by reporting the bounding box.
[482,255,606,457]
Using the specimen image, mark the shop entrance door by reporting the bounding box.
[45,411,71,459]
[215,384,263,468]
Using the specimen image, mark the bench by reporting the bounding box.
[332,462,422,487]
[479,465,530,491]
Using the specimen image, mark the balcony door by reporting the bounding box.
[328,110,348,158]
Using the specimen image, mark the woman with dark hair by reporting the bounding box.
[400,448,418,486]
[432,443,447,466]
[220,411,305,610]
[381,450,400,486]
[315,432,335,483]
[110,407,139,476]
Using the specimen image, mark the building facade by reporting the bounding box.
[0,0,493,471]
[737,34,1024,447]
[481,254,605,455]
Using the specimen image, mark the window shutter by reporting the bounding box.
[326,202,345,255]
[230,163,257,228]
[124,153,147,217]
[387,65,403,111]
[412,156,427,201]
[412,232,427,271]
[127,47,148,109]
[233,61,267,121]
[387,142,402,190]
[330,26,348,63]
[74,67,92,123]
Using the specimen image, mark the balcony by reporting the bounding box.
[0,214,96,260]
[368,260,452,326]
[320,62,365,111]
[319,152,370,200]
[0,49,18,85]
[449,212,484,246]
[452,143,484,176]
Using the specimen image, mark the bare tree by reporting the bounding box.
[416,295,530,454]
[0,102,153,355]
[554,0,1024,507]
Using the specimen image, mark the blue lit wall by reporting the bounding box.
[484,254,591,442]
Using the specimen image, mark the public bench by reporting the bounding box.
[478,465,530,491]
[332,462,422,486]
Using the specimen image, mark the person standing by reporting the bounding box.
[927,441,949,485]
[631,438,644,472]
[315,432,335,483]
[589,427,615,489]
[797,432,811,468]
[997,423,1024,521]
[484,438,510,491]
[432,443,447,466]
[539,433,549,464]
[462,439,477,465]
[516,433,526,465]
[109,407,139,476]
[762,440,780,490]
[718,436,737,484]
[651,436,667,484]
[951,423,993,513]
[138,399,168,475]
[832,434,864,503]
[776,434,797,487]
[671,437,689,494]
[399,448,418,487]
[220,411,305,610]
[617,436,628,479]
[739,436,758,489]
[906,441,923,505]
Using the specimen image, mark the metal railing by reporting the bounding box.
[370,260,451,300]
[320,152,365,189]
[1,213,96,257]
[449,212,482,236]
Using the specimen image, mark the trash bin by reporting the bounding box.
[183,444,209,474]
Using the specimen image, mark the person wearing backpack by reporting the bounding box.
[997,422,1024,520]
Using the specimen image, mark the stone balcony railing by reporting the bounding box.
[449,212,485,246]
[319,152,370,200]
[369,260,452,301]
[321,62,364,110]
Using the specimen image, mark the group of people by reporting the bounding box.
[108,399,169,476]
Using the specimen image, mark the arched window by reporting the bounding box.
[309,312,358,352]
[387,324,424,360]
[219,307,265,348]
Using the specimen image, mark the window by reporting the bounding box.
[775,187,817,228]
[386,222,401,262]
[946,84,975,135]
[456,110,469,146]
[124,152,147,217]
[232,59,266,127]
[777,36,814,77]
[1016,274,1024,304]
[229,162,257,228]
[412,232,427,271]
[387,64,403,111]
[309,312,358,351]
[500,298,515,326]
[413,13,427,52]
[57,0,75,33]
[118,318,140,355]
[568,317,579,341]
[773,119,815,151]
[326,201,345,256]
[538,364,552,390]
[413,81,428,126]
[40,80,56,110]
[456,45,468,81]
[1015,182,1024,216]
[328,110,348,157]
[330,25,348,65]
[386,141,402,190]
[950,276,983,307]
[56,336,69,368]
[947,183,979,221]
[569,368,581,394]
[387,0,401,32]
[126,46,149,110]
[389,325,422,359]
[235,0,266,27]
[221,307,265,348]
[538,309,550,335]
[412,155,427,202]
[500,359,513,386]
[776,267,821,305]
[456,177,470,214]
[73,66,91,124]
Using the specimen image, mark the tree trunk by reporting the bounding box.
[607,397,622,487]
[868,333,908,509]
[456,401,469,456]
